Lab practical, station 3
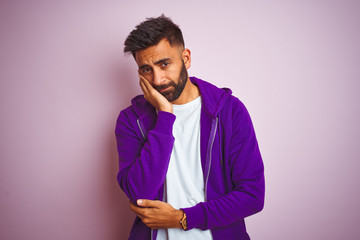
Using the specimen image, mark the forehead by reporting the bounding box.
[135,39,182,66]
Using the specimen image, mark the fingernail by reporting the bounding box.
[137,199,143,205]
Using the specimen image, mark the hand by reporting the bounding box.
[129,199,183,229]
[138,72,173,113]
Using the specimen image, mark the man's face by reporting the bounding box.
[135,39,189,102]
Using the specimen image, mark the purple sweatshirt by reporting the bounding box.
[115,77,265,240]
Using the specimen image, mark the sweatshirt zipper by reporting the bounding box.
[136,118,146,141]
[205,117,218,202]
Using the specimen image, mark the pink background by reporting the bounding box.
[1,1,359,239]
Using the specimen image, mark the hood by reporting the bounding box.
[130,76,232,118]
[190,76,232,118]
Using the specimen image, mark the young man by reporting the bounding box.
[115,15,265,240]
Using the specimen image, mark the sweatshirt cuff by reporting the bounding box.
[181,203,207,230]
[152,111,176,135]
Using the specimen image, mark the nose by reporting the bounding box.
[152,68,166,86]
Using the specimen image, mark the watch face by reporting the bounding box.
[180,213,187,230]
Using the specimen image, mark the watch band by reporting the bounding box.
[180,210,187,230]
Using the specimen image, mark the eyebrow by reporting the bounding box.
[155,58,171,65]
[139,58,171,70]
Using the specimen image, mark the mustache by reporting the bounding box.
[153,82,176,92]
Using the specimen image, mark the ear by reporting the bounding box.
[182,48,191,69]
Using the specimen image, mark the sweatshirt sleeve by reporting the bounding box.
[115,110,176,203]
[181,98,265,230]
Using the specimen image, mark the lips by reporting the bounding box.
[160,86,171,92]
[154,83,174,93]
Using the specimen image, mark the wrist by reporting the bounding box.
[174,209,183,228]
[158,105,173,113]
[178,210,187,230]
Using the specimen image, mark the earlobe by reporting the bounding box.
[182,48,191,69]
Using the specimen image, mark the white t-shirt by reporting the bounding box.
[157,96,213,240]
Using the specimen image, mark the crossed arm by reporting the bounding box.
[125,74,183,229]
[118,75,264,230]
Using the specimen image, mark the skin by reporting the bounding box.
[129,199,184,229]
[135,38,200,113]
[130,38,200,229]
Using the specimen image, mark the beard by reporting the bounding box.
[153,61,188,102]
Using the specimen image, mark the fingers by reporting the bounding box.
[129,199,179,229]
[129,199,159,225]
[139,77,147,98]
[129,200,138,212]
[129,200,136,210]
[137,199,162,208]
[137,72,172,113]
[129,200,147,219]
[139,74,155,94]
[139,74,147,91]
[138,70,149,88]
[138,75,157,103]
[138,73,155,103]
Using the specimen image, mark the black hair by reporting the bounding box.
[124,14,185,57]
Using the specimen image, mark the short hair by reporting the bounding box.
[124,14,185,57]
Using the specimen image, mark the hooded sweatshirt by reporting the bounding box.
[115,77,265,240]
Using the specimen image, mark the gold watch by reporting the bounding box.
[180,210,187,230]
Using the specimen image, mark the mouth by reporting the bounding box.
[160,86,171,92]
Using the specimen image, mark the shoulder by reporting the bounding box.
[117,94,152,120]
[223,94,248,115]
[115,95,143,129]
[221,95,254,131]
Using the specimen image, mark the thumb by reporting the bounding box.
[137,199,161,208]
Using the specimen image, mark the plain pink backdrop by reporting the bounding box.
[1,1,359,239]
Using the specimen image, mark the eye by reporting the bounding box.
[161,62,169,67]
[142,67,152,74]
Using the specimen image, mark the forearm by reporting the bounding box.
[182,177,265,230]
[118,135,173,201]
[116,111,176,202]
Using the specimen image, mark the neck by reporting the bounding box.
[171,78,200,105]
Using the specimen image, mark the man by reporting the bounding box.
[115,15,265,240]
